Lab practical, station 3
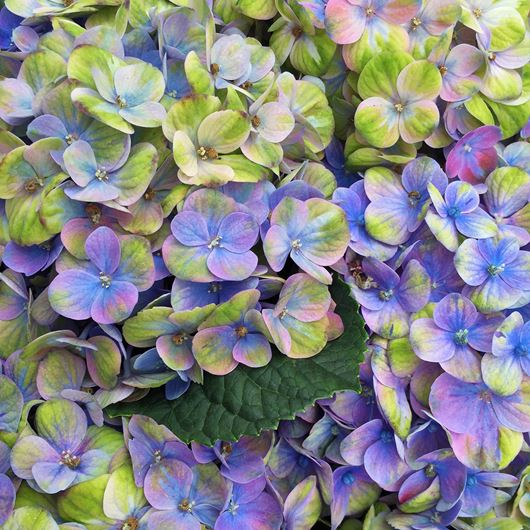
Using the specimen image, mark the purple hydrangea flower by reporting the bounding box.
[349,258,431,339]
[163,189,259,282]
[455,236,530,313]
[410,293,502,381]
[446,125,502,184]
[49,226,155,324]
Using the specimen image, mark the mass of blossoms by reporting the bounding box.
[0,0,529,528]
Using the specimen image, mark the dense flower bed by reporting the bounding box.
[0,0,529,528]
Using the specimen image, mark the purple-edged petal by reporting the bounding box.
[90,280,138,324]
[218,212,258,253]
[85,226,121,274]
[63,140,98,187]
[207,248,257,282]
[171,211,211,246]
[233,333,271,368]
[48,270,99,320]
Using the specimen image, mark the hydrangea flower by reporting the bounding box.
[49,226,155,324]
[425,181,498,251]
[445,126,502,184]
[349,258,430,339]
[71,58,167,134]
[364,157,448,245]
[354,51,442,148]
[454,237,530,313]
[163,189,259,282]
[481,312,530,396]
[263,196,349,284]
[10,399,115,493]
[410,293,502,381]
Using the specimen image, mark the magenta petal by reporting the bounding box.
[90,280,138,324]
[85,226,121,274]
[207,248,257,281]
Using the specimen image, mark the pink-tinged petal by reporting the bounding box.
[192,326,238,375]
[207,248,257,281]
[399,100,439,144]
[262,309,291,355]
[144,459,193,510]
[63,140,98,187]
[446,44,484,76]
[409,319,456,362]
[441,72,482,102]
[340,420,383,465]
[376,0,421,24]
[90,280,138,324]
[171,211,211,246]
[156,335,195,371]
[32,462,77,494]
[491,382,530,432]
[440,347,482,383]
[325,0,366,44]
[429,374,494,434]
[263,224,291,272]
[256,102,295,143]
[218,212,258,252]
[233,333,272,368]
[48,270,99,320]
[85,226,121,274]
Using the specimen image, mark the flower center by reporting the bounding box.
[424,464,436,477]
[228,500,239,515]
[116,95,127,108]
[240,81,253,90]
[86,203,102,224]
[291,239,302,250]
[153,449,162,463]
[60,450,80,469]
[121,517,139,530]
[64,133,76,145]
[463,144,472,152]
[408,190,421,206]
[208,282,221,293]
[24,178,42,193]
[342,472,356,485]
[394,102,404,113]
[167,89,178,98]
[99,272,112,288]
[172,333,188,345]
[197,146,218,160]
[411,16,422,29]
[378,289,393,301]
[487,51,496,61]
[210,63,220,75]
[178,498,194,513]
[454,328,469,345]
[380,430,393,443]
[95,168,108,181]
[487,264,505,276]
[292,26,303,38]
[143,187,155,201]
[479,390,492,403]
[251,115,261,128]
[279,308,289,319]
[221,442,233,455]
[467,475,478,486]
[365,7,375,16]
[515,344,528,357]
[235,326,248,338]
[473,8,482,18]
[447,206,460,217]
[439,65,448,76]
[331,425,340,436]
[208,235,222,249]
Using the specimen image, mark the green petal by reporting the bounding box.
[103,465,146,520]
[162,94,221,144]
[219,154,271,183]
[286,316,329,358]
[354,97,399,149]
[397,60,441,102]
[184,51,214,96]
[290,30,336,77]
[197,110,250,153]
[2,507,59,530]
[200,289,261,329]
[123,307,174,347]
[19,50,66,94]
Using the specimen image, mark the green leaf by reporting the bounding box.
[107,278,367,445]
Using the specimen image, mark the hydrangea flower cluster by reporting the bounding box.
[0,0,529,529]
